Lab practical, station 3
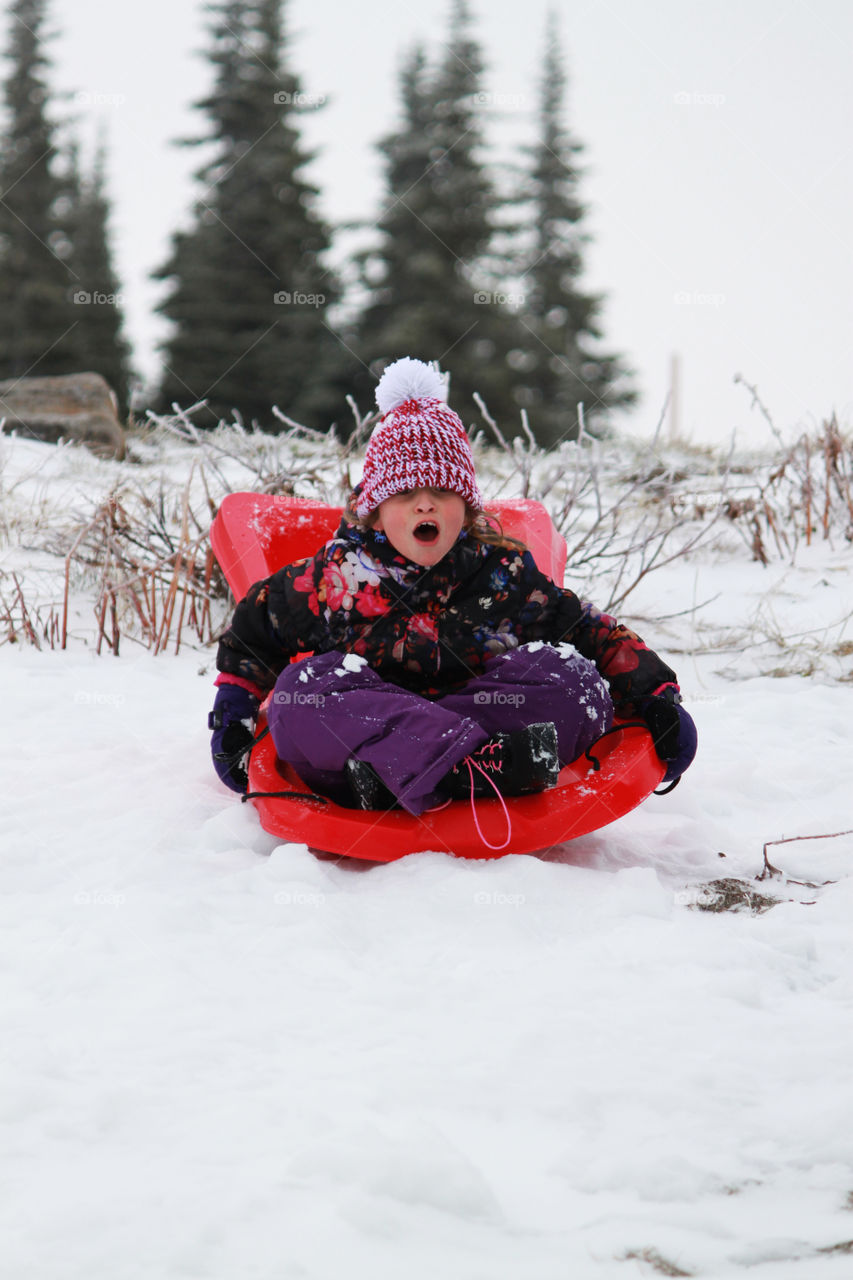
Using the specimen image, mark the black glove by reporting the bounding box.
[209,684,260,793]
[640,689,698,784]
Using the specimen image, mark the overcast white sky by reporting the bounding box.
[27,0,853,445]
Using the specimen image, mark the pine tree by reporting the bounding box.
[154,0,346,429]
[350,45,434,358]
[352,0,522,429]
[0,0,78,380]
[512,13,635,445]
[65,140,134,412]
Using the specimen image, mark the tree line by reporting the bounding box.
[0,0,635,445]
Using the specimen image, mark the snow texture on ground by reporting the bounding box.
[2,435,853,1278]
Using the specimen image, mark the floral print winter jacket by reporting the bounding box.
[216,515,677,713]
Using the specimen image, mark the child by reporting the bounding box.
[209,358,696,819]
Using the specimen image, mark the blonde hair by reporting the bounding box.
[466,507,528,553]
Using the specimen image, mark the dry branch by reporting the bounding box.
[758,828,853,882]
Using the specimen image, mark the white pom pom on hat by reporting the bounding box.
[356,357,483,518]
[374,356,449,416]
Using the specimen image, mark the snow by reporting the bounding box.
[3,434,853,1278]
[340,652,368,673]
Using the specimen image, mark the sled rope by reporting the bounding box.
[216,723,330,805]
[583,720,648,770]
[240,723,330,805]
[583,720,680,794]
[242,789,329,805]
[464,757,512,852]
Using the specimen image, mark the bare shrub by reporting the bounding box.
[474,393,727,612]
[728,379,853,561]
[0,570,61,648]
[4,393,851,662]
[58,472,223,655]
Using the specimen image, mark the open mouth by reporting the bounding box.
[413,521,439,544]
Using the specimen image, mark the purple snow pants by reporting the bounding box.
[266,642,613,816]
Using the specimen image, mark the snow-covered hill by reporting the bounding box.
[2,426,852,1278]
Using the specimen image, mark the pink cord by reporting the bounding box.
[466,759,512,851]
[424,797,453,813]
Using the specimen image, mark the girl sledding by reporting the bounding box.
[208,357,697,858]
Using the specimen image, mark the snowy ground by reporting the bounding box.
[2,433,853,1278]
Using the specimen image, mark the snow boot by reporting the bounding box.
[443,721,560,799]
[344,756,399,810]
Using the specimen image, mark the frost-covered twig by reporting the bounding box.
[723,414,853,562]
[734,373,787,449]
[7,391,852,661]
[58,475,226,654]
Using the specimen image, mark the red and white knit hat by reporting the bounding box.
[356,357,483,518]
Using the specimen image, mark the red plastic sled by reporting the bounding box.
[210,493,664,860]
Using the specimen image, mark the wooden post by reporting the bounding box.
[669,352,681,441]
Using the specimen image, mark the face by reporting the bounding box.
[373,488,467,567]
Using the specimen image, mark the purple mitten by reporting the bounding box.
[208,683,259,792]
